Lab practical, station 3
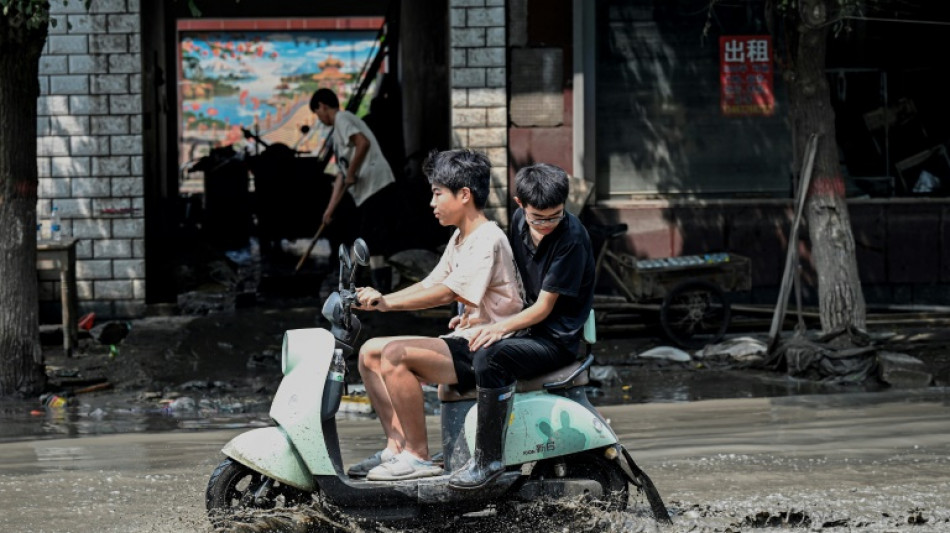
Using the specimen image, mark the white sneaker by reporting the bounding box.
[347,447,396,477]
[366,451,443,481]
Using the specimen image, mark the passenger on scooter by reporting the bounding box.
[447,162,596,490]
[350,149,525,481]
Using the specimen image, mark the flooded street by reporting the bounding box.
[0,388,947,532]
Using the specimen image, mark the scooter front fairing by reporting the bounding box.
[221,427,314,491]
[221,328,338,487]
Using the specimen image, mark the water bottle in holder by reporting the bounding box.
[321,349,346,420]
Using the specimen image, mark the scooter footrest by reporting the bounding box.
[416,471,520,504]
[515,478,606,501]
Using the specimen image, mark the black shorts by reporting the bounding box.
[472,335,578,389]
[443,336,477,393]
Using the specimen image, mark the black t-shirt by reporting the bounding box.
[510,207,595,354]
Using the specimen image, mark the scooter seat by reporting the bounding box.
[438,359,590,402]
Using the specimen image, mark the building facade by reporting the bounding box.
[34,0,950,318]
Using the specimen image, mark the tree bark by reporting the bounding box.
[788,0,867,333]
[0,13,48,397]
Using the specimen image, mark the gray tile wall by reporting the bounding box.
[38,0,145,318]
[450,0,509,224]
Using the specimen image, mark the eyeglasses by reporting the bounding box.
[525,211,565,227]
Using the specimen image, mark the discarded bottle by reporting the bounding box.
[321,349,346,420]
[50,205,62,242]
[40,393,67,408]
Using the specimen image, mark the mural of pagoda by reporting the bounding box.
[311,54,351,93]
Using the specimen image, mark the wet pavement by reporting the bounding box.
[0,388,947,532]
[0,360,867,443]
[0,298,916,441]
[3,274,950,530]
[8,240,947,443]
[2,297,900,443]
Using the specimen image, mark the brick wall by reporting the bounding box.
[37,0,145,319]
[449,0,509,224]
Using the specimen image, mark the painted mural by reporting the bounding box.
[177,29,378,169]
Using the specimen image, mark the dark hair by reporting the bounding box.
[309,88,340,112]
[422,149,491,209]
[515,163,570,209]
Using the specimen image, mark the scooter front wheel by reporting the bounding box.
[206,458,310,529]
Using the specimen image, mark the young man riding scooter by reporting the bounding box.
[207,159,674,527]
[350,149,525,481]
[447,162,596,490]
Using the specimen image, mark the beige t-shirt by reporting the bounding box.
[422,221,524,341]
[331,110,395,206]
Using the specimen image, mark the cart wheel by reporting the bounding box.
[660,280,731,349]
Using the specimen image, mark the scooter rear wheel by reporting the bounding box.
[529,451,629,511]
[205,458,310,529]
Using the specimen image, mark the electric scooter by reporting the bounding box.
[205,238,671,528]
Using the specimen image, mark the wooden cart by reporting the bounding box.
[590,223,752,349]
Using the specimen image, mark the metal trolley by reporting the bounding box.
[589,223,752,349]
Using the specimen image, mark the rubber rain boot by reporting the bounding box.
[448,385,514,490]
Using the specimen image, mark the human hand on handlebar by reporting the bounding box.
[467,323,507,351]
[355,287,388,311]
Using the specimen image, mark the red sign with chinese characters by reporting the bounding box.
[719,35,774,116]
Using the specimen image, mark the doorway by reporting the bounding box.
[140,0,451,306]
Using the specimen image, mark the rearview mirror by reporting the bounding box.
[352,238,370,266]
[338,244,352,271]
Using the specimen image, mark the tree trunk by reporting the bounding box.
[0,15,48,397]
[788,0,867,333]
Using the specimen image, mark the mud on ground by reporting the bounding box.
[40,294,456,413]
[39,289,950,417]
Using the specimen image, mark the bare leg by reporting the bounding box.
[380,338,459,460]
[358,336,427,452]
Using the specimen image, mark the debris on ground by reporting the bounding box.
[177,290,235,315]
[695,336,767,364]
[589,365,621,386]
[339,384,374,415]
[89,321,132,346]
[877,351,933,388]
[638,346,692,363]
[78,312,95,331]
[760,327,933,387]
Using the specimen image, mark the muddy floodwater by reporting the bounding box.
[3,297,950,531]
[0,388,947,532]
[0,365,852,443]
